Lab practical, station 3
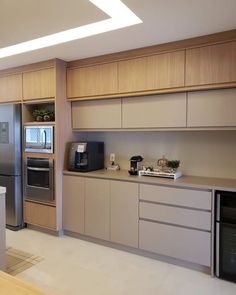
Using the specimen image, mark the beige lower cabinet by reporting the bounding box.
[84,178,110,240]
[139,220,211,266]
[139,183,212,266]
[62,175,85,234]
[187,88,236,127]
[72,98,122,129]
[110,181,139,247]
[122,93,187,128]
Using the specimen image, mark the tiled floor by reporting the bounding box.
[6,247,42,276]
[6,228,236,295]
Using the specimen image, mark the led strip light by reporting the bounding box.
[0,0,142,58]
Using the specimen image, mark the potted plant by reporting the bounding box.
[33,109,54,122]
[167,160,180,172]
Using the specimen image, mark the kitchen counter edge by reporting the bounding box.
[63,170,236,192]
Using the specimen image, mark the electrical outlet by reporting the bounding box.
[110,153,115,162]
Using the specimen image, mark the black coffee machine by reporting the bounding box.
[128,155,143,175]
[68,142,104,172]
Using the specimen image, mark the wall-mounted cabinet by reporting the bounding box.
[0,73,22,103]
[72,98,122,129]
[67,62,118,98]
[185,41,236,86]
[187,88,236,127]
[118,50,185,93]
[23,68,55,100]
[122,93,187,128]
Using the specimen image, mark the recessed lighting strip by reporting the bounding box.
[0,0,142,59]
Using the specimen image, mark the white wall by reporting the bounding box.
[74,131,236,179]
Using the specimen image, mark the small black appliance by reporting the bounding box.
[68,142,104,172]
[128,155,143,175]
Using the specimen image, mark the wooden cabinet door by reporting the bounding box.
[24,201,56,230]
[23,68,55,100]
[0,74,22,103]
[118,51,185,93]
[122,93,187,128]
[185,41,236,86]
[72,98,121,129]
[146,50,185,89]
[67,62,118,98]
[62,175,85,234]
[84,178,110,240]
[187,88,236,127]
[110,181,139,247]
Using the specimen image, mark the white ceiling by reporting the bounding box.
[1,0,236,70]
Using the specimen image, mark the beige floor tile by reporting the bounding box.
[6,228,236,295]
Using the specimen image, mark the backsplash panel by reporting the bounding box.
[74,131,236,179]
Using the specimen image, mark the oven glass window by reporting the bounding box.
[27,169,49,188]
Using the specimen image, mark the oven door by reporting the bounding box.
[25,164,54,202]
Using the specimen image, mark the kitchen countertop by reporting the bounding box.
[0,271,52,295]
[63,169,236,192]
[0,187,6,194]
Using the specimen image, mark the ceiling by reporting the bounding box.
[1,0,236,70]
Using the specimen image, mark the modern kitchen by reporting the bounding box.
[0,0,236,294]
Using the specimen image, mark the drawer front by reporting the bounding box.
[139,220,211,266]
[140,184,211,210]
[140,202,211,230]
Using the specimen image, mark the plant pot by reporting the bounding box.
[43,115,51,121]
[35,115,43,122]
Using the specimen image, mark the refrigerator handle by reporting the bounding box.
[216,193,221,221]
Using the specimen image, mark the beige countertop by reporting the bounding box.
[63,169,236,192]
[0,187,6,194]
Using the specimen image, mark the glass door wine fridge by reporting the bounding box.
[215,190,236,282]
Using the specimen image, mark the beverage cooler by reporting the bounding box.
[215,190,236,282]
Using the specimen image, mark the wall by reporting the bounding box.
[75,130,236,179]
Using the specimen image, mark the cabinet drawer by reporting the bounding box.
[24,201,56,230]
[140,202,211,230]
[140,184,211,210]
[139,220,211,266]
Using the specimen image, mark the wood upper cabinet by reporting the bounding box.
[118,50,185,93]
[122,93,187,128]
[23,68,55,100]
[84,178,110,240]
[187,88,236,127]
[72,98,121,129]
[62,175,85,234]
[185,41,236,86]
[110,181,139,247]
[67,62,118,98]
[0,74,22,103]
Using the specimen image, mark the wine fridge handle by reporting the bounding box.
[216,193,221,221]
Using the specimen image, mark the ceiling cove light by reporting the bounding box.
[0,0,142,59]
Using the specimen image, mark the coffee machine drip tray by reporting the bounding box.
[139,169,182,179]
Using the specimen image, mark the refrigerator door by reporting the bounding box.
[0,104,21,176]
[0,175,23,228]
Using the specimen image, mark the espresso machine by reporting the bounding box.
[128,155,143,175]
[68,142,104,172]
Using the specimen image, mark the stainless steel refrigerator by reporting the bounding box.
[0,104,23,230]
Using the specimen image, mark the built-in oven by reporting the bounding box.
[215,190,236,282]
[24,125,53,153]
[24,157,54,203]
